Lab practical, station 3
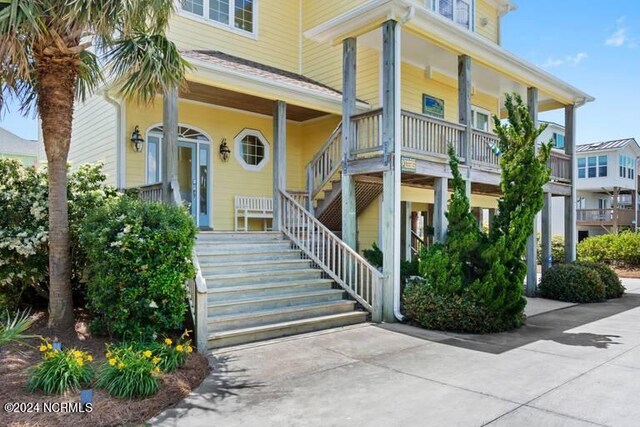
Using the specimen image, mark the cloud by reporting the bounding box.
[541,52,588,68]
[605,17,637,48]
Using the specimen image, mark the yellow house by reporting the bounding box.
[69,0,594,350]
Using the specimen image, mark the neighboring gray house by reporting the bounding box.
[0,127,41,167]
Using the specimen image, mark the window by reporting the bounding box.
[471,107,491,132]
[234,129,270,171]
[619,155,636,179]
[180,0,255,34]
[578,155,607,178]
[553,133,565,149]
[431,0,474,30]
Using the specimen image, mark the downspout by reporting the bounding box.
[102,90,124,189]
[394,5,415,322]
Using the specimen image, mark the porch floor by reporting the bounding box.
[151,279,640,427]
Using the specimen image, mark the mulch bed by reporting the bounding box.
[1,310,210,427]
[613,267,640,279]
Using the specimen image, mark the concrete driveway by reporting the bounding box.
[152,279,640,427]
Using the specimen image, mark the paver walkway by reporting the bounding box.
[152,278,640,427]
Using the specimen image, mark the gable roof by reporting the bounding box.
[576,138,639,153]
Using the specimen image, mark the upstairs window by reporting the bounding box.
[471,106,491,132]
[553,133,565,149]
[431,0,474,30]
[181,0,255,34]
[578,155,607,178]
[619,155,636,179]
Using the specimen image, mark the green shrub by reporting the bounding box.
[538,263,606,303]
[28,339,94,395]
[574,261,625,299]
[0,309,36,348]
[99,343,160,399]
[403,280,519,333]
[80,196,196,339]
[133,336,193,372]
[363,242,420,285]
[578,232,640,266]
[537,234,565,265]
[0,159,119,307]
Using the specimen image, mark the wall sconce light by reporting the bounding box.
[219,138,230,162]
[130,126,144,153]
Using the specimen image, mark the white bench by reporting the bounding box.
[234,196,273,232]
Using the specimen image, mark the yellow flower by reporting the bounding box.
[152,357,161,364]
[106,351,112,358]
[118,362,125,369]
[39,344,47,352]
[47,343,52,349]
[45,352,55,359]
[153,366,161,373]
[186,346,193,353]
[176,345,184,352]
[72,350,82,358]
[86,355,93,362]
[143,350,152,358]
[164,338,172,346]
[76,357,84,366]
[108,358,117,366]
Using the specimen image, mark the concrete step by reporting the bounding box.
[205,269,323,287]
[207,289,345,316]
[197,249,302,264]
[196,241,292,255]
[207,300,357,332]
[200,259,311,275]
[208,311,367,348]
[197,231,284,242]
[207,279,334,301]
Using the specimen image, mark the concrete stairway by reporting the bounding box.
[196,231,367,348]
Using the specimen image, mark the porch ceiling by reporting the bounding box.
[181,81,332,122]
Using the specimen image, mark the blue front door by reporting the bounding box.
[177,141,197,219]
[177,140,211,227]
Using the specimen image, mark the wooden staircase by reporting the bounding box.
[196,231,367,348]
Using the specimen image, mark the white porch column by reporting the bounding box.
[401,201,412,261]
[341,37,357,249]
[162,86,178,204]
[272,100,287,231]
[381,19,401,322]
[564,104,577,261]
[458,54,473,196]
[525,87,539,296]
[433,177,448,242]
[541,193,553,273]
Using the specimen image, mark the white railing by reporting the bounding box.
[401,110,465,160]
[307,123,342,202]
[279,190,383,322]
[138,182,163,202]
[471,129,500,167]
[351,108,383,156]
[171,180,207,354]
[549,152,571,183]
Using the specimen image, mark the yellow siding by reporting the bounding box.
[169,0,300,73]
[125,99,337,231]
[358,195,380,253]
[69,94,118,185]
[475,0,500,44]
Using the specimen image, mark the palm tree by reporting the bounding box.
[0,0,189,328]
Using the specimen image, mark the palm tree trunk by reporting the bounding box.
[37,58,77,328]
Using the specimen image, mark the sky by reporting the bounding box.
[1,1,639,144]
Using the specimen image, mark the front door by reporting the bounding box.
[177,140,211,227]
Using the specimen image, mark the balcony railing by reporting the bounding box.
[577,208,636,226]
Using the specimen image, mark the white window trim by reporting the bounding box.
[177,0,258,40]
[471,105,491,132]
[234,128,270,172]
[579,155,608,179]
[430,0,476,32]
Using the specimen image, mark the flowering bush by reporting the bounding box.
[0,159,119,311]
[136,334,193,372]
[79,196,196,339]
[98,343,161,398]
[27,339,94,394]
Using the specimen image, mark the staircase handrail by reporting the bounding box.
[306,123,343,201]
[279,190,383,322]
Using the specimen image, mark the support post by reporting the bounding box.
[162,86,179,204]
[564,104,577,262]
[306,164,314,214]
[341,37,358,249]
[541,192,552,273]
[525,87,539,296]
[401,202,412,261]
[458,54,473,197]
[272,100,287,231]
[488,208,496,231]
[434,177,448,243]
[381,20,401,322]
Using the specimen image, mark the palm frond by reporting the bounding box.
[0,309,37,348]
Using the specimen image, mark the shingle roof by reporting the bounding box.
[576,138,638,153]
[181,50,355,102]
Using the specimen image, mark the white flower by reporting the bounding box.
[149,301,158,308]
